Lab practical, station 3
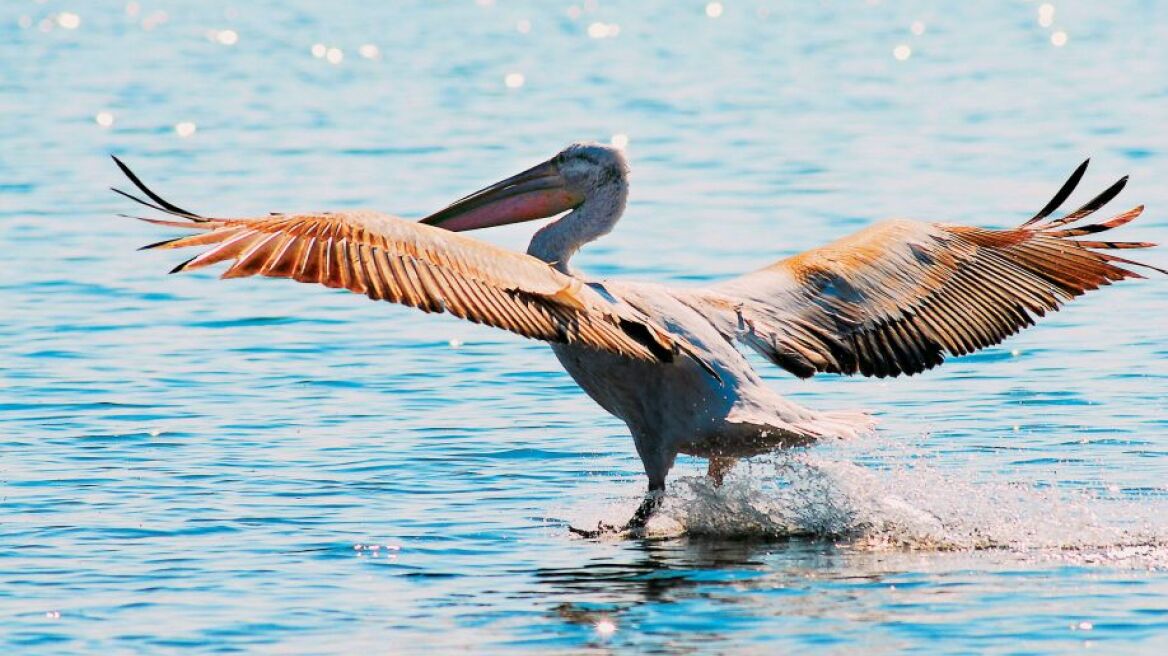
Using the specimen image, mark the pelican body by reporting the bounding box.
[114,143,1162,532]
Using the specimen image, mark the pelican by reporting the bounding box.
[113,144,1162,535]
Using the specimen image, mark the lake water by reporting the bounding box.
[3,0,1167,652]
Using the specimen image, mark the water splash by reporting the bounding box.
[589,437,1168,567]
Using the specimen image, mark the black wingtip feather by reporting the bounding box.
[168,255,198,274]
[1040,176,1130,230]
[139,236,185,251]
[111,186,177,216]
[110,155,204,220]
[1063,175,1128,221]
[1022,158,1089,227]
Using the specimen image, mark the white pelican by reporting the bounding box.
[113,144,1162,535]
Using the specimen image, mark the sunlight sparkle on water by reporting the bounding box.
[611,133,629,149]
[326,47,344,64]
[911,20,926,35]
[141,11,167,30]
[516,19,531,33]
[595,618,616,637]
[1051,30,1068,46]
[1038,3,1055,28]
[95,111,114,128]
[174,121,197,138]
[504,72,525,89]
[706,2,724,19]
[311,43,326,58]
[215,29,239,46]
[587,22,620,39]
[56,12,81,30]
[893,44,912,61]
[359,44,380,59]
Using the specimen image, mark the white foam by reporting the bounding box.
[576,436,1168,567]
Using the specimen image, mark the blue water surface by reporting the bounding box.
[3,1,1168,653]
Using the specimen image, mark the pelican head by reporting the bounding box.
[420,142,628,233]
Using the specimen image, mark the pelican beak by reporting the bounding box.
[420,158,584,232]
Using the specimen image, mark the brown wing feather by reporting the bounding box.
[115,163,685,364]
[698,162,1163,378]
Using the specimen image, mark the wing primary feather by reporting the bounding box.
[168,254,199,274]
[1043,176,1128,228]
[111,188,188,218]
[110,156,204,219]
[1045,205,1143,236]
[122,213,212,230]
[1022,158,1089,227]
[1073,240,1156,250]
[1095,252,1168,276]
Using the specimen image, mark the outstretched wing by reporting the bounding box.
[690,160,1163,378]
[113,157,689,364]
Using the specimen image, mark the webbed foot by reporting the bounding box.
[569,491,664,538]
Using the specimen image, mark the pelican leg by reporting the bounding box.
[622,488,664,531]
[706,456,737,487]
